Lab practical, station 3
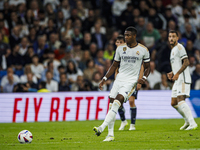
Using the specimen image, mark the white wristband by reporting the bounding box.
[103,76,107,81]
[143,76,147,80]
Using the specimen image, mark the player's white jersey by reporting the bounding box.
[114,43,150,84]
[170,43,191,83]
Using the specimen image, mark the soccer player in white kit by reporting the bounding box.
[93,27,151,141]
[167,30,198,130]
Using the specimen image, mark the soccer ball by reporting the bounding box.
[17,130,33,144]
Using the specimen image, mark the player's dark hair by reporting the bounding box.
[169,30,178,36]
[125,26,137,35]
[116,35,125,42]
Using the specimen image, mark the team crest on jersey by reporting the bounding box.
[123,47,127,54]
[136,51,140,55]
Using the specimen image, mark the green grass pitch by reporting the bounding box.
[0,118,200,150]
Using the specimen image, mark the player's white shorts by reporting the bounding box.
[171,80,191,98]
[109,80,137,103]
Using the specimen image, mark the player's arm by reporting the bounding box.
[99,61,120,90]
[138,62,150,85]
[172,57,189,81]
[137,63,144,90]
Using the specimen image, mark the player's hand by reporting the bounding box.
[138,78,146,85]
[137,83,142,90]
[172,73,179,81]
[99,79,106,91]
[167,72,173,80]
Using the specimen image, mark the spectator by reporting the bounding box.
[92,71,107,91]
[167,0,182,17]
[0,32,10,66]
[103,43,115,61]
[83,59,97,81]
[182,23,196,42]
[91,23,107,50]
[57,10,65,29]
[147,61,161,89]
[43,18,57,40]
[94,50,105,66]
[71,41,83,63]
[33,35,49,58]
[59,73,70,91]
[48,33,61,51]
[135,17,146,42]
[28,27,37,45]
[185,40,195,57]
[58,65,66,74]
[45,4,56,20]
[89,43,98,59]
[147,7,166,30]
[25,9,34,27]
[76,0,88,21]
[54,43,66,60]
[191,63,200,89]
[194,30,200,50]
[38,9,48,28]
[78,50,91,71]
[9,26,21,49]
[194,78,200,90]
[30,54,44,79]
[154,73,172,90]
[37,81,50,92]
[178,31,187,47]
[44,0,60,11]
[71,75,83,91]
[45,71,58,92]
[30,0,39,19]
[164,7,177,26]
[66,60,83,84]
[155,0,166,15]
[179,14,197,34]
[141,22,160,51]
[41,60,60,82]
[23,72,38,91]
[120,3,134,31]
[188,56,196,75]
[1,67,20,92]
[138,0,149,17]
[60,19,73,40]
[18,37,29,56]
[6,45,23,69]
[2,72,17,93]
[81,32,92,51]
[112,0,130,18]
[61,0,71,20]
[82,9,95,32]
[43,50,61,69]
[20,65,37,84]
[91,18,106,35]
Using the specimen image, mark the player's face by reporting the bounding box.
[124,31,135,44]
[168,33,178,46]
[115,39,125,47]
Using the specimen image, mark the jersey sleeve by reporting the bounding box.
[143,49,150,62]
[114,47,120,62]
[179,45,188,60]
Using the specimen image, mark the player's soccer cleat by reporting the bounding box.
[103,135,115,142]
[129,124,136,130]
[180,122,189,130]
[93,126,102,136]
[185,124,198,130]
[119,120,128,130]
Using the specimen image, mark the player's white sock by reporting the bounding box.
[173,104,188,123]
[100,100,121,132]
[178,101,196,125]
[108,103,115,136]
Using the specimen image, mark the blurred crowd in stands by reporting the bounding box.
[0,0,200,93]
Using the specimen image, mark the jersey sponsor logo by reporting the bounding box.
[136,51,140,55]
[121,56,139,63]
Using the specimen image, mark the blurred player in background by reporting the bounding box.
[115,35,144,131]
[93,27,150,141]
[167,30,198,130]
